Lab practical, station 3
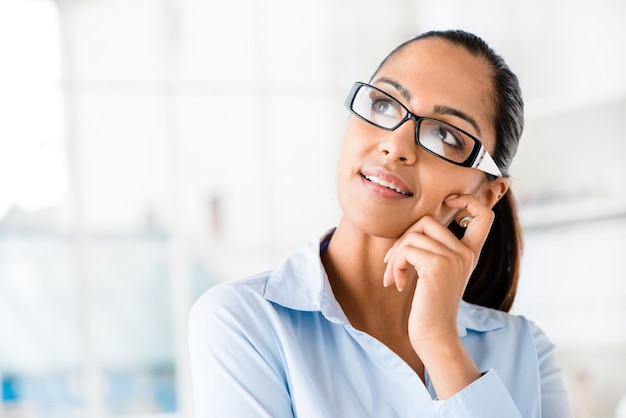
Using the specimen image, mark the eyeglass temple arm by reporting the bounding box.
[472,145,503,177]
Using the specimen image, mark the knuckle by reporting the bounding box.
[431,253,448,271]
[452,247,473,268]
[461,247,474,263]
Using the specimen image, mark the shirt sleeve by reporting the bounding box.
[530,320,574,418]
[188,284,294,418]
[432,370,523,418]
[433,319,574,418]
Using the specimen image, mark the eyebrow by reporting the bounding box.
[372,77,482,137]
[433,104,482,137]
[373,77,412,102]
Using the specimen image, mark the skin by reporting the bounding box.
[321,38,509,400]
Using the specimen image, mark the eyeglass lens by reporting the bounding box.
[350,84,477,164]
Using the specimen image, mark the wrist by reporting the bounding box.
[413,334,481,400]
[409,321,459,354]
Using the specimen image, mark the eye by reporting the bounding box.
[419,120,474,162]
[370,95,402,119]
[432,126,463,149]
[372,98,395,115]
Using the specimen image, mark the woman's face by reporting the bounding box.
[337,38,507,239]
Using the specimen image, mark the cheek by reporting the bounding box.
[335,144,354,196]
[336,125,371,178]
[425,163,484,194]
[335,134,360,206]
[417,169,484,222]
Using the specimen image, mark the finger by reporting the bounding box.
[393,215,467,255]
[383,216,468,288]
[444,195,495,256]
[385,246,430,291]
[389,264,413,292]
[385,228,458,285]
[394,227,455,255]
[383,232,453,289]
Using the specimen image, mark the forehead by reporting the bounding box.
[376,38,495,139]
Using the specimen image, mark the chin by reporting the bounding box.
[354,215,415,240]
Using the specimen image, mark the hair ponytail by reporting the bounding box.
[462,190,522,312]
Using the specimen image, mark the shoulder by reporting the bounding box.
[459,301,554,352]
[194,271,271,305]
[189,271,275,333]
[188,270,295,367]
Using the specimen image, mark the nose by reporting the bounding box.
[377,120,418,164]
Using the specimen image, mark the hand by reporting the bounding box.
[383,194,494,346]
[382,194,494,397]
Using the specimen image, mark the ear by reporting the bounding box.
[477,177,509,210]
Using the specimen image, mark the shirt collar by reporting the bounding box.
[264,229,348,324]
[457,300,506,336]
[264,229,506,334]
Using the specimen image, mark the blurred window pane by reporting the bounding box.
[0,1,188,416]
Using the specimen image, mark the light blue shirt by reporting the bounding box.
[189,230,573,417]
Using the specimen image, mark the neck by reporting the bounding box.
[322,220,414,336]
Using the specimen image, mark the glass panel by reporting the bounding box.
[86,244,175,415]
[0,234,83,418]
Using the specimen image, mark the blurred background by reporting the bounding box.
[1,0,625,417]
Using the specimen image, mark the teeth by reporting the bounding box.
[364,175,410,195]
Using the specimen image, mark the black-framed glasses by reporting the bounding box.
[344,82,502,177]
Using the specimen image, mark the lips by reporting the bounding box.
[360,169,413,196]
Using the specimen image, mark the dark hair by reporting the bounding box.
[375,30,524,312]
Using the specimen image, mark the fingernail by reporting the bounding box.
[445,194,459,201]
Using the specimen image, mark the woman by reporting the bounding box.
[189,30,573,417]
